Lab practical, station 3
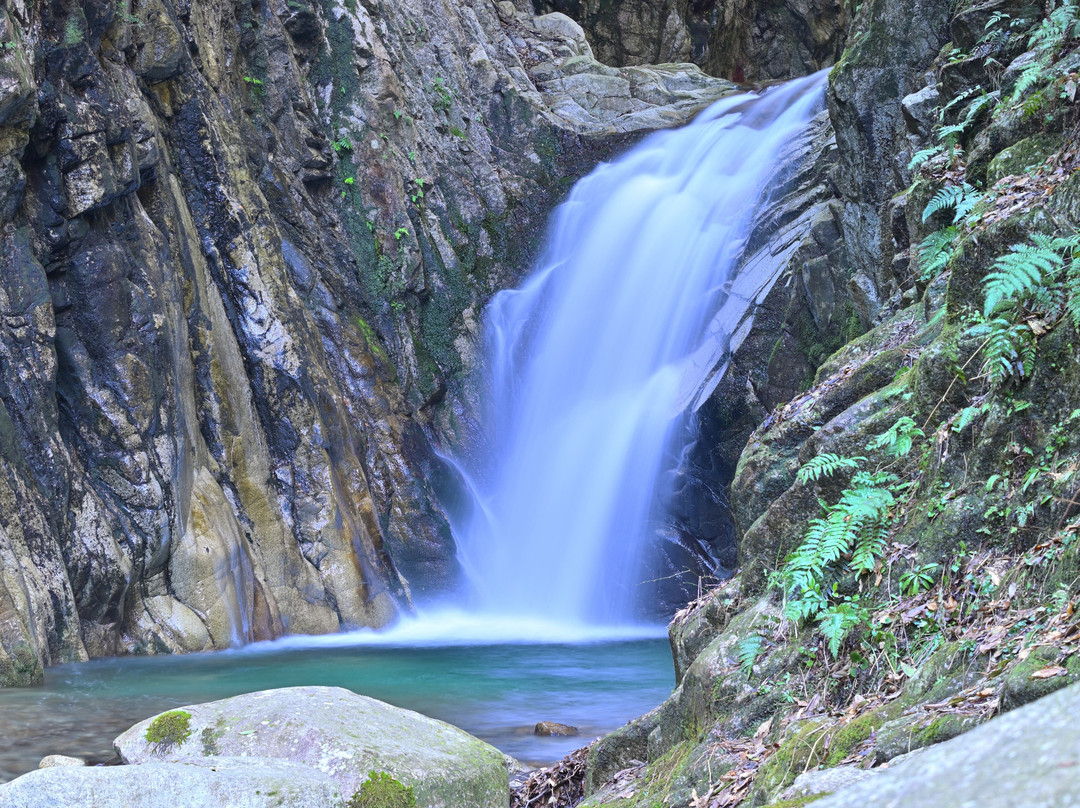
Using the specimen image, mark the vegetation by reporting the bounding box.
[145,710,193,750]
[346,771,417,808]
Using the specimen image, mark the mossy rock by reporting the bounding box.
[1000,647,1080,711]
[872,711,981,763]
[986,134,1063,187]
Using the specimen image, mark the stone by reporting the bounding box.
[779,765,876,800]
[36,755,85,769]
[534,721,579,736]
[115,687,509,808]
[0,758,341,808]
[810,681,1080,807]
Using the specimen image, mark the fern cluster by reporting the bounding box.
[967,233,1080,388]
[1006,0,1080,109]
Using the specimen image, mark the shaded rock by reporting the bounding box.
[0,758,341,808]
[115,686,509,808]
[535,721,580,736]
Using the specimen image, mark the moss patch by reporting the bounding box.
[145,710,192,750]
[347,771,417,808]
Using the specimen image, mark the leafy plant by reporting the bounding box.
[737,634,764,677]
[409,177,425,204]
[867,416,924,459]
[394,227,408,240]
[331,136,353,153]
[922,183,982,225]
[796,453,865,485]
[431,76,452,111]
[900,563,939,596]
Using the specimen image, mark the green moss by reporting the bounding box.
[145,710,193,749]
[822,709,888,766]
[346,771,417,808]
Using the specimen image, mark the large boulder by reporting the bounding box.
[115,686,509,808]
[809,679,1080,807]
[0,758,341,808]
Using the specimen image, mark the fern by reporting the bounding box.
[737,634,764,677]
[796,453,866,485]
[918,226,961,280]
[819,600,864,657]
[908,146,943,171]
[938,94,994,145]
[867,416,924,458]
[951,403,987,432]
[922,183,982,225]
[969,317,1038,387]
[982,239,1065,317]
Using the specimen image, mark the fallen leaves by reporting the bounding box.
[511,746,588,808]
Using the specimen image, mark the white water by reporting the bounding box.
[448,72,827,628]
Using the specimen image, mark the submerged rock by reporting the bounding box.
[534,721,579,736]
[115,686,509,808]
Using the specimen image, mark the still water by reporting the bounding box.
[0,618,672,782]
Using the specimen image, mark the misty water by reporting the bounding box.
[451,71,827,624]
[0,74,827,782]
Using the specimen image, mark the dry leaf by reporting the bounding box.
[1030,665,1067,679]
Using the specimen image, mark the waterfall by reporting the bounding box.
[450,71,828,628]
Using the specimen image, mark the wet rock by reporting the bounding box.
[535,721,580,736]
[116,686,509,808]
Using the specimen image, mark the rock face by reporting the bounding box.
[536,0,847,81]
[115,686,510,808]
[0,758,343,808]
[0,0,732,683]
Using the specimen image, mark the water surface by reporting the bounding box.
[0,623,671,782]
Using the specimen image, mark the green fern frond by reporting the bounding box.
[908,146,943,170]
[867,416,925,458]
[796,453,866,485]
[918,227,960,280]
[737,634,764,677]
[983,241,1064,317]
[968,317,1038,387]
[922,183,982,225]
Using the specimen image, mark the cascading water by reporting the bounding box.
[449,71,828,628]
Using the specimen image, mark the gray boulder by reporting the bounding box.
[115,686,509,808]
[811,679,1080,807]
[0,758,341,808]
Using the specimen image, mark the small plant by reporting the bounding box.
[796,453,865,485]
[145,710,193,750]
[394,227,408,240]
[347,771,416,808]
[448,125,466,139]
[900,563,939,596]
[391,300,406,313]
[431,76,452,111]
[409,178,425,204]
[331,136,353,153]
[737,634,764,677]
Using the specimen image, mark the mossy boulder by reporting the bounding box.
[115,687,509,808]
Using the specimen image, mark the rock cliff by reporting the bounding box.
[0,0,734,683]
